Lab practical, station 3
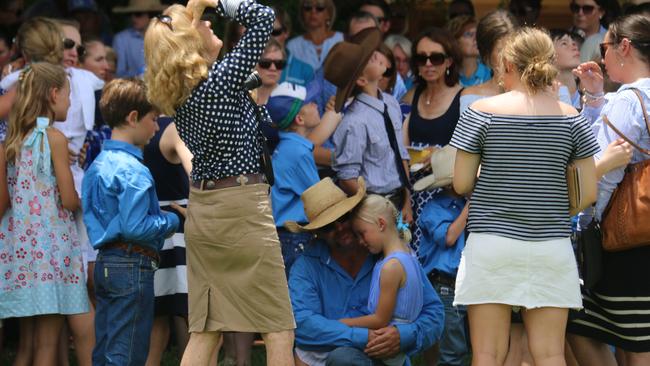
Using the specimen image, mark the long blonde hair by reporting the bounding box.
[4,63,68,163]
[354,194,413,244]
[16,17,64,64]
[144,4,210,116]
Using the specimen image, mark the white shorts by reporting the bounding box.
[454,233,582,309]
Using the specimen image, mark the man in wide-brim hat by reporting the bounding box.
[112,0,168,78]
[285,177,445,365]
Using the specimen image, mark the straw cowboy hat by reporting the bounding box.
[323,27,382,112]
[413,145,458,191]
[285,177,367,233]
[113,0,167,13]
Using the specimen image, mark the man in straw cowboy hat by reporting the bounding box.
[285,177,444,365]
[412,145,471,365]
[324,28,414,226]
[112,0,168,78]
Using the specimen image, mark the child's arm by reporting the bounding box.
[340,258,404,329]
[445,201,469,247]
[48,128,81,211]
[0,144,9,217]
[159,122,193,176]
[307,97,343,147]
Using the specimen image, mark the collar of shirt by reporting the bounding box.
[127,27,145,38]
[103,139,144,161]
[435,192,466,209]
[355,91,386,113]
[278,131,314,151]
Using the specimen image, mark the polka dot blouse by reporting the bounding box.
[174,0,274,182]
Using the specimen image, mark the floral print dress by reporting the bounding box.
[0,118,89,318]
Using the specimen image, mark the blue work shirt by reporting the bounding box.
[459,60,492,87]
[82,139,179,251]
[417,193,467,277]
[289,240,444,356]
[113,28,145,78]
[271,131,320,227]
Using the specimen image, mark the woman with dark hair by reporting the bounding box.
[286,0,343,71]
[570,0,620,62]
[446,15,490,87]
[567,14,650,366]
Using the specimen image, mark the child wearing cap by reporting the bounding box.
[267,82,322,276]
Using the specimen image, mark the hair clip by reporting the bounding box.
[18,65,32,84]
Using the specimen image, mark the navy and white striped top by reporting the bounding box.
[450,107,600,241]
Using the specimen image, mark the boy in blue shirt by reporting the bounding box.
[266,82,322,276]
[82,78,179,365]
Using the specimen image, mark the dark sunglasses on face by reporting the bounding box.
[271,26,286,37]
[303,4,326,12]
[414,52,447,66]
[319,212,353,233]
[63,38,85,57]
[258,59,287,70]
[570,3,596,15]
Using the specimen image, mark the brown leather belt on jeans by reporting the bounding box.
[191,173,267,191]
[102,242,159,262]
[428,270,456,288]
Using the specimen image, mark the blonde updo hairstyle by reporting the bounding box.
[144,4,210,116]
[354,194,412,244]
[501,27,558,94]
[16,17,64,65]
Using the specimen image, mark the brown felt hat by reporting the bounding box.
[284,177,366,233]
[323,28,382,112]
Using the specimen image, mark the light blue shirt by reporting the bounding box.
[583,78,650,219]
[82,140,179,251]
[459,60,492,87]
[417,193,466,276]
[113,27,145,78]
[271,131,320,227]
[286,32,344,71]
[332,91,409,194]
[280,54,315,87]
[288,240,444,355]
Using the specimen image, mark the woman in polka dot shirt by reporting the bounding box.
[144,1,296,364]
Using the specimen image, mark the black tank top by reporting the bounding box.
[408,85,462,147]
[143,117,189,202]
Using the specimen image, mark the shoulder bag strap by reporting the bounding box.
[602,87,650,155]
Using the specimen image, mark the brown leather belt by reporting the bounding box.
[191,173,266,191]
[102,242,159,262]
[428,270,456,288]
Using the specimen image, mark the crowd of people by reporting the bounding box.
[0,0,649,365]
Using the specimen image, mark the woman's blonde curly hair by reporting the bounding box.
[144,4,210,116]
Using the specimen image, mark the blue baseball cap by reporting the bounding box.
[266,82,318,130]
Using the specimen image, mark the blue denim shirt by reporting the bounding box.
[113,28,145,78]
[82,140,179,251]
[288,240,444,355]
[271,132,320,227]
[417,194,467,276]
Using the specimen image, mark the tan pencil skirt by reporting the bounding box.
[185,183,296,333]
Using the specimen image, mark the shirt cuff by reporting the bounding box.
[351,327,369,350]
[220,0,246,18]
[394,323,416,354]
[335,166,361,181]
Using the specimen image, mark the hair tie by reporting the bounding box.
[18,65,32,84]
[396,212,409,232]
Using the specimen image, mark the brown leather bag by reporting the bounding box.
[601,88,650,252]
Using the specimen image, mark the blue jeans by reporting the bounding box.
[93,248,157,366]
[433,282,469,366]
[326,347,379,366]
[278,230,312,277]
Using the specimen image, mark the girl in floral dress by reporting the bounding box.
[0,62,89,364]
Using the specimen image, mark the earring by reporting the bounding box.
[621,62,624,67]
[446,68,450,76]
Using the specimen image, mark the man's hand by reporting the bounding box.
[401,200,413,225]
[365,326,400,358]
[170,202,187,218]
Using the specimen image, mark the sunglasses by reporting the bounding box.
[569,3,597,15]
[63,38,85,57]
[258,59,286,70]
[155,14,173,31]
[319,212,352,233]
[271,26,286,37]
[414,52,447,66]
[599,41,615,59]
[303,4,326,12]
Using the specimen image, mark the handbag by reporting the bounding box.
[600,88,650,251]
[576,218,603,289]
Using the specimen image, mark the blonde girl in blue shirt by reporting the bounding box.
[340,194,424,366]
[0,62,89,365]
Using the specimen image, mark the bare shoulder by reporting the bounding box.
[469,93,508,113]
[559,102,579,116]
[46,127,67,145]
[382,257,405,275]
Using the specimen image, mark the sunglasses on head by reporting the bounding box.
[303,4,326,12]
[258,59,286,70]
[155,14,173,31]
[569,3,596,15]
[271,26,286,37]
[63,38,85,57]
[414,52,447,66]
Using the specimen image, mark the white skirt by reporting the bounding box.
[453,233,582,309]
